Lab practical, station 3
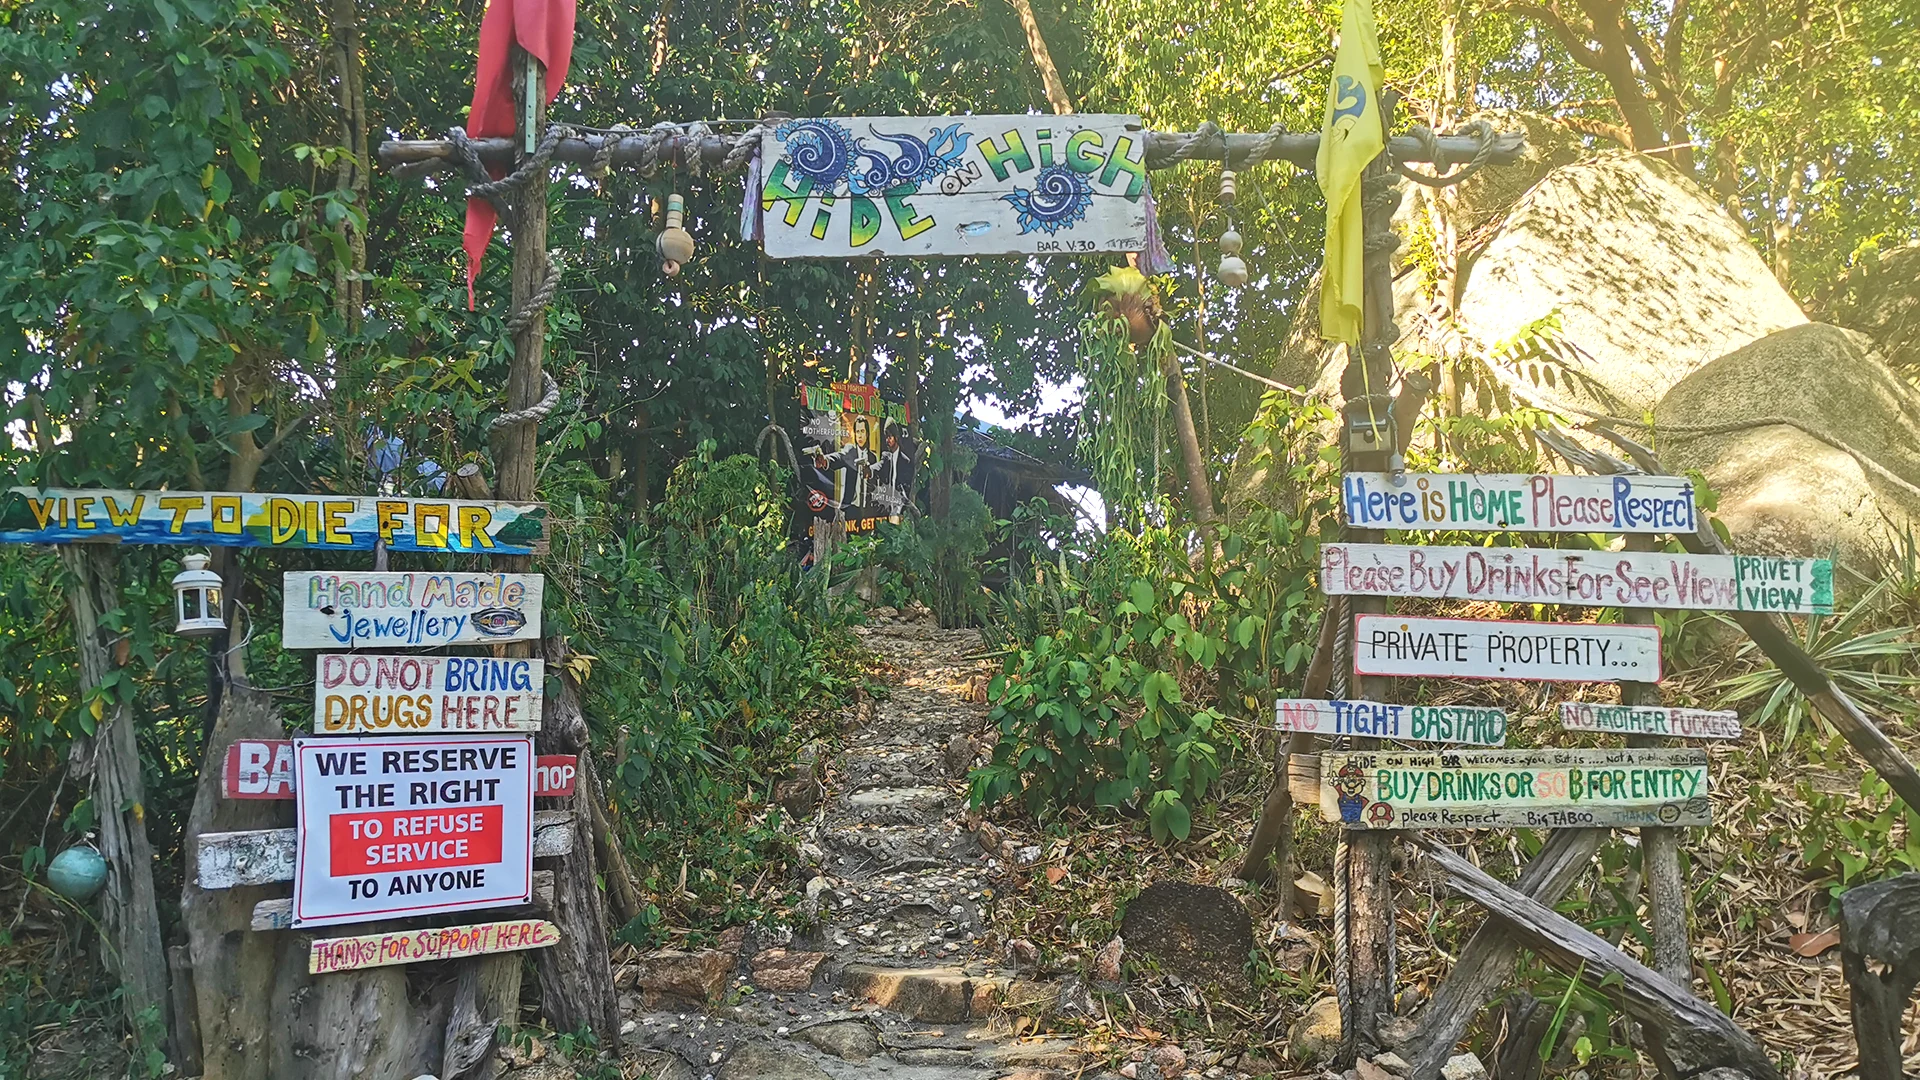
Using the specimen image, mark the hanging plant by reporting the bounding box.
[1083,265,1163,346]
[1078,311,1172,526]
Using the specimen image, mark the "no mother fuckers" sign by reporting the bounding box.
[1319,747,1711,830]
[292,736,534,927]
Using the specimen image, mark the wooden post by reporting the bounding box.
[1237,604,1340,888]
[1335,98,1405,1066]
[1621,533,1690,988]
[1837,873,1920,1080]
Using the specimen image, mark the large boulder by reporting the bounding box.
[1815,241,1920,376]
[1652,323,1920,569]
[1456,152,1805,416]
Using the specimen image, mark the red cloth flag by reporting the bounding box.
[462,0,575,307]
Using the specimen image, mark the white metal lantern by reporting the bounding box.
[171,553,225,637]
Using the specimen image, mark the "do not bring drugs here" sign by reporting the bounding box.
[292,736,534,928]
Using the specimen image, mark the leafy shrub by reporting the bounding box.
[970,511,1319,840]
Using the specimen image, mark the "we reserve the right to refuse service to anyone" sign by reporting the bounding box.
[1320,747,1711,830]
[293,735,534,927]
[1353,614,1662,683]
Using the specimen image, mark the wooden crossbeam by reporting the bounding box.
[1415,835,1782,1080]
[193,810,575,890]
[375,127,1525,176]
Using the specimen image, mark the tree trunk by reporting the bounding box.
[329,0,369,323]
[182,685,289,1079]
[1007,0,1074,115]
[58,545,172,1045]
[1160,352,1217,529]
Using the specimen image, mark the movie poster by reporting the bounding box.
[796,382,916,539]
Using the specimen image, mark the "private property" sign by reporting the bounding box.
[1352,615,1662,682]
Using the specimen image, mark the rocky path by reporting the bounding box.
[612,611,1090,1080]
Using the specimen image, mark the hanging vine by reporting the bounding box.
[1077,313,1173,528]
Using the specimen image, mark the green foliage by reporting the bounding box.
[1077,315,1171,526]
[921,476,993,628]
[1801,770,1920,895]
[971,510,1318,841]
[580,447,865,913]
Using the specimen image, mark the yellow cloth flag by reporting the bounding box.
[1316,0,1386,345]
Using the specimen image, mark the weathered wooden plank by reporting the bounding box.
[282,571,543,648]
[760,116,1148,260]
[250,871,556,931]
[196,810,574,889]
[1339,472,1695,534]
[225,741,576,799]
[0,489,547,554]
[308,919,560,974]
[1275,698,1507,746]
[1323,543,1831,614]
[1352,614,1662,682]
[1319,748,1711,830]
[1413,835,1782,1079]
[312,654,543,733]
[1838,873,1920,1080]
[1561,701,1741,740]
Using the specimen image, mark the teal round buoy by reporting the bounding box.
[47,846,108,902]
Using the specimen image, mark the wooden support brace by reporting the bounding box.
[1837,872,1920,1080]
[1402,827,1608,1079]
[194,810,576,890]
[1413,835,1782,1080]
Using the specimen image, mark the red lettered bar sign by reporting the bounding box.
[308,918,560,974]
[225,741,574,799]
[292,736,534,927]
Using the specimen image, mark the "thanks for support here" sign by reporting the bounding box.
[292,736,534,928]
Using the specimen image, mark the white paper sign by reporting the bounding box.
[1352,615,1662,683]
[1322,543,1833,614]
[1341,473,1696,534]
[759,115,1148,259]
[313,654,543,734]
[282,572,542,649]
[292,736,534,927]
[1560,701,1741,740]
[1275,699,1508,746]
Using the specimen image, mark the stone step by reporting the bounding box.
[836,784,960,825]
[822,822,984,874]
[836,963,1056,1024]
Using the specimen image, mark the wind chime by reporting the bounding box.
[1215,163,1248,288]
[656,139,695,276]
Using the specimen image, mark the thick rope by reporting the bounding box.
[1391,119,1497,189]
[448,123,568,226]
[488,372,561,434]
[756,422,801,478]
[505,254,565,336]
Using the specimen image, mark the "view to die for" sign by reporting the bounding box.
[282,572,543,649]
[292,736,534,927]
[0,489,547,554]
[1274,699,1507,746]
[1340,473,1696,534]
[1323,543,1832,615]
[313,654,543,733]
[1320,747,1711,830]
[1353,615,1662,682]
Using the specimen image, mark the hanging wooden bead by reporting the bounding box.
[657,193,694,275]
[1215,167,1248,287]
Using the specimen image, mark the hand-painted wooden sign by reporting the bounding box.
[1,489,546,554]
[223,740,576,799]
[314,654,543,733]
[1341,473,1695,534]
[1323,543,1833,614]
[1320,747,1711,830]
[1560,702,1742,740]
[308,918,560,974]
[759,115,1148,259]
[282,572,542,649]
[1353,615,1662,683]
[1275,699,1508,746]
[291,735,535,927]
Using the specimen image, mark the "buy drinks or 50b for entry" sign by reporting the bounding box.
[313,654,543,733]
[292,736,534,927]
